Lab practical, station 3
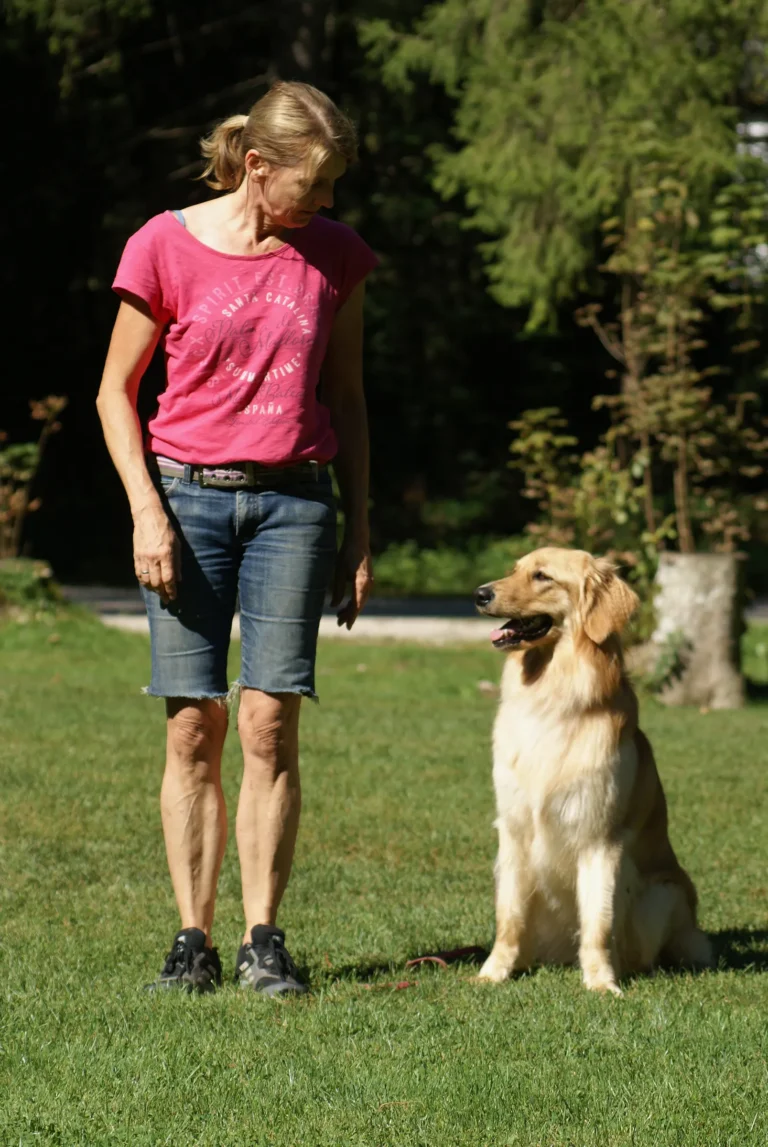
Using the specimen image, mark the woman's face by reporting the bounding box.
[246,150,347,228]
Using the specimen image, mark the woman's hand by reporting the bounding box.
[97,296,178,601]
[331,532,374,630]
[133,502,180,603]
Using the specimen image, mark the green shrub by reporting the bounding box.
[0,558,65,616]
[742,623,768,686]
[1,396,67,559]
[372,536,531,596]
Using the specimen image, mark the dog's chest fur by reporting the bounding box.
[492,654,637,881]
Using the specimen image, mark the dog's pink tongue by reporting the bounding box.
[490,628,506,643]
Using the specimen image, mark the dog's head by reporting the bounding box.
[474,547,639,652]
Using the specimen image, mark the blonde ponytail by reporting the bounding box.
[199,114,249,191]
[198,82,357,191]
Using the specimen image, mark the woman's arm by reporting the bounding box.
[322,280,374,629]
[96,295,179,602]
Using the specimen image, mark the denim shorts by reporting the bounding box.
[140,465,337,701]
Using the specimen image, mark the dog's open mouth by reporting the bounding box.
[490,614,553,649]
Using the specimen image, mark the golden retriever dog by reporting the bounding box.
[473,547,712,995]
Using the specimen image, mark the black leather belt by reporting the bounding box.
[154,456,321,490]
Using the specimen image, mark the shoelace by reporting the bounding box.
[254,936,298,981]
[162,940,193,977]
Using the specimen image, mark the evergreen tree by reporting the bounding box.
[364,0,768,327]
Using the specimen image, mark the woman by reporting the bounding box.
[97,81,378,995]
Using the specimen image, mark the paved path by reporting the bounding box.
[61,584,768,644]
[61,585,497,644]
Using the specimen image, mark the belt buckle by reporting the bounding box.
[199,464,252,490]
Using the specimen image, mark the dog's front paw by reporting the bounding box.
[476,952,513,983]
[583,974,623,997]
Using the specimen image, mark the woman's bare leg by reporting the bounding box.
[161,697,229,945]
[236,689,302,941]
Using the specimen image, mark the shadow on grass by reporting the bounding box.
[329,945,488,985]
[710,927,768,972]
[745,679,768,703]
[328,958,401,983]
[625,928,768,983]
[323,932,768,988]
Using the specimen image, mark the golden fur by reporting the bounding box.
[475,547,712,995]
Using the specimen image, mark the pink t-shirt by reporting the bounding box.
[112,211,378,465]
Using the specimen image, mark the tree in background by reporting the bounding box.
[579,166,768,555]
[364,0,768,327]
[0,397,67,616]
[369,0,768,704]
[507,167,768,666]
[0,397,67,561]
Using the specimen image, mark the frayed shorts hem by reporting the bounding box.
[232,679,320,704]
[141,682,319,704]
[141,685,231,707]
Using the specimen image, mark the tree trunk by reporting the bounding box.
[673,437,695,554]
[649,552,745,709]
[640,430,656,534]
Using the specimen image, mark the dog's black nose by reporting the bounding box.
[474,584,495,608]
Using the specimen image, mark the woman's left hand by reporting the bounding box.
[331,533,374,630]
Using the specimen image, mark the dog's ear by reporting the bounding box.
[582,558,639,645]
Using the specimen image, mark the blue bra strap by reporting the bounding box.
[171,208,187,227]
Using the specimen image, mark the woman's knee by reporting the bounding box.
[166,697,228,769]
[237,690,300,767]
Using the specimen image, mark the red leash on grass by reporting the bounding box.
[405,945,486,970]
[362,946,487,989]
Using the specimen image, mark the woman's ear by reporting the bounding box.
[583,559,639,645]
[244,149,268,178]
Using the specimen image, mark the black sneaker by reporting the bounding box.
[234,925,308,996]
[145,927,222,994]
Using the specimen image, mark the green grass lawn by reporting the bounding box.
[1,614,767,1147]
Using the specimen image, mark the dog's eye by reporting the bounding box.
[533,570,551,583]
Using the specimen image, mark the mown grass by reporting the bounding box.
[1,613,767,1146]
